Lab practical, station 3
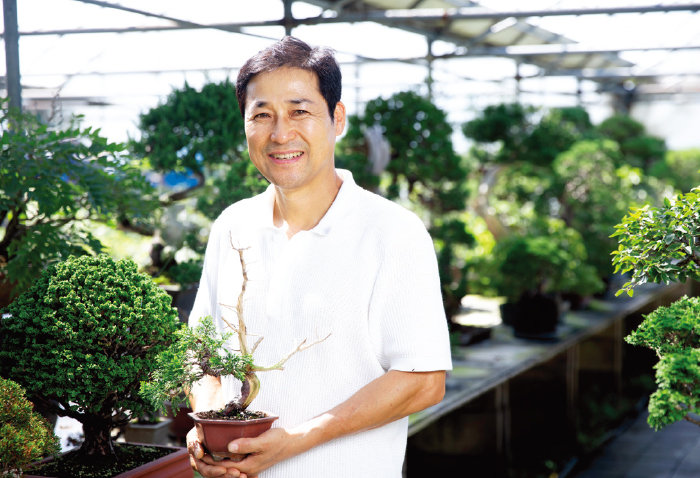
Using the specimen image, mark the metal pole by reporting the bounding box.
[283,0,294,36]
[3,0,22,112]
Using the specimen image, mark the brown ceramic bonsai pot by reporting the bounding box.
[25,445,192,478]
[189,411,278,460]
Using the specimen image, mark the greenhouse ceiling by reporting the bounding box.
[2,0,700,147]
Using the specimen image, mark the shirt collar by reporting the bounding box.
[260,168,358,236]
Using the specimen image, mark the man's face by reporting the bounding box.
[243,66,345,194]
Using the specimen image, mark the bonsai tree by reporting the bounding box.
[129,81,268,285]
[625,298,699,429]
[141,245,329,418]
[0,377,60,476]
[337,90,475,323]
[493,221,603,305]
[0,254,180,460]
[552,139,639,279]
[612,187,699,429]
[0,101,157,305]
[649,147,700,194]
[596,114,667,171]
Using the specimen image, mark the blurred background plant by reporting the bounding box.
[0,377,60,476]
[0,100,157,306]
[128,80,268,288]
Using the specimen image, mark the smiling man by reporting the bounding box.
[186,36,452,478]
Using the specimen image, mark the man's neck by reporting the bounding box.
[273,171,343,238]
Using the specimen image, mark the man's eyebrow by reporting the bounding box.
[289,98,314,105]
[251,98,314,109]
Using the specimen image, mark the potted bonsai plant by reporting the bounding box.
[0,377,60,476]
[140,245,330,460]
[0,254,191,478]
[494,221,603,338]
[612,187,699,429]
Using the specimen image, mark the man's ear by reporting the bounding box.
[334,101,346,136]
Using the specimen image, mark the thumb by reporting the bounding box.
[228,437,256,454]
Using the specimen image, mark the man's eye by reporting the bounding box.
[293,109,309,116]
[253,113,270,120]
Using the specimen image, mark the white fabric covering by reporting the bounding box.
[189,169,452,477]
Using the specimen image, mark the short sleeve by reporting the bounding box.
[367,215,453,373]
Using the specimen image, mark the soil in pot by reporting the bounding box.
[25,443,192,478]
[189,410,278,461]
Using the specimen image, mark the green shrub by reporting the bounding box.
[337,91,474,320]
[649,148,700,193]
[625,297,700,429]
[612,188,700,296]
[0,102,157,300]
[553,139,638,278]
[0,254,179,458]
[614,188,700,429]
[493,221,603,303]
[0,377,60,476]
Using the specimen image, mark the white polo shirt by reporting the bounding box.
[190,169,452,478]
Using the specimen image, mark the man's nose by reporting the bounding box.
[271,117,295,143]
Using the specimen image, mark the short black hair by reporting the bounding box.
[236,36,342,120]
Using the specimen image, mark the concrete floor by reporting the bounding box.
[571,411,700,478]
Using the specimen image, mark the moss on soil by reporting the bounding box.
[27,443,175,478]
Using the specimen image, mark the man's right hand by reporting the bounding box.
[186,427,248,478]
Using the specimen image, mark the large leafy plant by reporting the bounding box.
[0,254,180,458]
[612,188,699,429]
[0,102,156,302]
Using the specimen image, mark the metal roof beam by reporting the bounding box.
[433,43,700,59]
[12,3,700,37]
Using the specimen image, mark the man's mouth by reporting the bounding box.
[270,152,303,160]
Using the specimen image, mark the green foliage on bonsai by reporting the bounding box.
[140,315,254,414]
[463,103,594,166]
[128,81,268,288]
[340,90,469,214]
[612,187,699,296]
[141,246,329,417]
[625,297,700,429]
[596,114,666,170]
[337,91,475,320]
[0,377,60,476]
[131,80,267,219]
[0,254,180,458]
[613,188,699,429]
[553,139,640,277]
[648,148,700,194]
[492,221,603,302]
[0,101,157,300]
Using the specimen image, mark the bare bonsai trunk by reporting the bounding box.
[79,416,116,459]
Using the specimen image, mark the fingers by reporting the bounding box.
[186,427,204,460]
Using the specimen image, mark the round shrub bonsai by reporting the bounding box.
[0,254,180,459]
[0,377,60,476]
[625,297,699,429]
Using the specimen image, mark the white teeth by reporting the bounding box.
[271,152,303,160]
